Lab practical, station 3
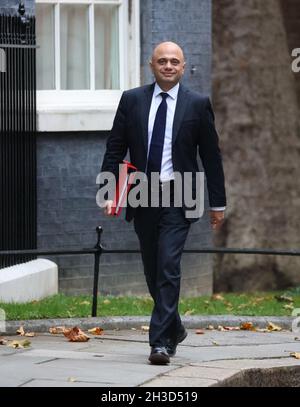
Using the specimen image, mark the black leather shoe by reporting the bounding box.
[148,346,170,365]
[166,328,188,357]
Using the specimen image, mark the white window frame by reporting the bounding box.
[36,0,140,131]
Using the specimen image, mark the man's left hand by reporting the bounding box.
[210,210,225,230]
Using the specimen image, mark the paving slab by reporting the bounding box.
[1,327,300,387]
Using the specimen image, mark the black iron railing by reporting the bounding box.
[0,9,37,268]
[0,226,300,318]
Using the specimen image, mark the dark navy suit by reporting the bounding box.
[101,82,226,347]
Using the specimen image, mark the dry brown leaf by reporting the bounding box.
[267,322,282,332]
[16,326,35,337]
[88,327,104,335]
[25,332,35,337]
[240,322,256,331]
[207,325,214,330]
[141,325,149,332]
[16,326,25,336]
[218,325,226,332]
[63,327,90,342]
[184,309,195,316]
[195,329,205,335]
[0,337,7,345]
[223,326,241,331]
[256,328,269,333]
[211,294,225,301]
[275,295,293,303]
[290,352,300,359]
[8,339,31,349]
[49,326,66,334]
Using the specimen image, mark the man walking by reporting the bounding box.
[101,42,226,364]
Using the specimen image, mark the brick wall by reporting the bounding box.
[140,0,212,95]
[0,0,34,15]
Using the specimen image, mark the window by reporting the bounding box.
[36,0,140,131]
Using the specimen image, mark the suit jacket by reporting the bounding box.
[101,82,226,223]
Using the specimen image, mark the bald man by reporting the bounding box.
[101,42,226,365]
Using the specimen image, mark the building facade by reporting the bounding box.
[1,0,214,296]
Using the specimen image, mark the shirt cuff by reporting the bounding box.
[210,206,226,211]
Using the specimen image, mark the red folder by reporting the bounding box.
[111,160,137,216]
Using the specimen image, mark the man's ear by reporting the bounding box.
[149,59,154,73]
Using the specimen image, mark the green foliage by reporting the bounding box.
[1,290,300,321]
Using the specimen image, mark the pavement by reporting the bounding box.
[1,316,300,387]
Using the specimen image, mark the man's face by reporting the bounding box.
[150,43,185,89]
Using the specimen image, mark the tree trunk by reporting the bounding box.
[212,0,300,291]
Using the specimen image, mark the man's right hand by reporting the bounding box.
[104,200,114,216]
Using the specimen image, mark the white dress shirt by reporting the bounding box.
[147,82,225,212]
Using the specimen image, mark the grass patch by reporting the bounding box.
[1,289,300,321]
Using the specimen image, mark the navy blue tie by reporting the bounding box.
[147,92,169,176]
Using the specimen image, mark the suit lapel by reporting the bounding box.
[172,84,189,145]
[140,83,155,153]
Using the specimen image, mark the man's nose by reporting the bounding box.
[165,61,172,69]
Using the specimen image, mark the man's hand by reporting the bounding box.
[103,200,114,216]
[210,210,225,230]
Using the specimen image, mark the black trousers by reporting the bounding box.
[133,186,190,347]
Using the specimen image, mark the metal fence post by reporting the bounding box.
[92,226,103,317]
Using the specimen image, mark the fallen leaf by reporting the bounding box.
[79,301,90,306]
[212,341,219,346]
[256,328,269,333]
[131,328,136,331]
[25,332,35,337]
[207,325,214,330]
[283,304,294,311]
[290,352,300,359]
[63,327,90,342]
[8,339,31,349]
[16,326,35,337]
[0,337,7,345]
[294,337,300,341]
[184,309,195,316]
[21,339,31,348]
[204,300,210,305]
[237,303,249,309]
[16,326,25,336]
[211,294,225,301]
[223,326,241,331]
[68,377,77,382]
[103,299,111,305]
[267,322,282,332]
[218,325,226,332]
[49,326,66,334]
[141,325,149,332]
[88,327,104,335]
[275,295,293,303]
[240,322,256,331]
[195,329,205,335]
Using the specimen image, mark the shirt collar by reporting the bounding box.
[154,82,180,100]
